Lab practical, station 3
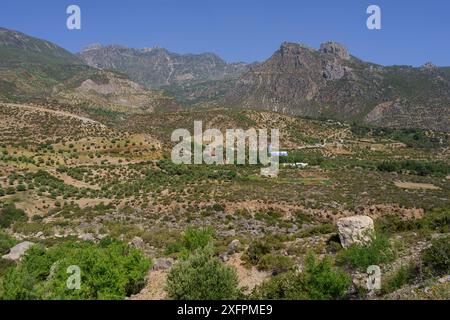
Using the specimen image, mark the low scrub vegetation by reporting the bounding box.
[336,234,396,270]
[0,238,151,300]
[0,205,27,228]
[166,245,239,300]
[421,237,449,278]
[252,252,351,300]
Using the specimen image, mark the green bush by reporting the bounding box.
[336,234,395,270]
[257,254,295,275]
[166,245,239,300]
[182,227,214,253]
[377,160,448,177]
[421,237,449,277]
[244,241,272,265]
[252,252,351,300]
[381,264,416,294]
[0,205,27,228]
[376,208,449,235]
[0,232,17,255]
[0,238,151,300]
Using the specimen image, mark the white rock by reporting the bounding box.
[152,258,173,271]
[79,233,95,241]
[337,216,374,248]
[227,239,242,254]
[130,236,145,249]
[2,241,35,261]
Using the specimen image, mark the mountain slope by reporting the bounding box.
[225,42,450,132]
[78,44,249,89]
[0,28,179,112]
[0,27,81,66]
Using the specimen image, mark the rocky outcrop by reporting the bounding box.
[225,41,450,132]
[319,42,351,60]
[337,216,374,248]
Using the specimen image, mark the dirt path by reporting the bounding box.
[1,103,105,127]
[129,270,168,300]
[394,181,440,190]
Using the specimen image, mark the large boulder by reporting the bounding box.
[2,241,35,261]
[337,216,374,248]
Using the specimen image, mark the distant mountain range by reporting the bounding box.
[0,27,449,131]
[0,28,179,112]
[79,44,250,88]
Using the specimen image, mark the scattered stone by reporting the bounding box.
[153,258,174,271]
[227,239,242,254]
[35,231,44,238]
[219,253,229,262]
[438,275,450,284]
[130,236,145,249]
[79,233,95,241]
[2,241,35,261]
[337,215,374,248]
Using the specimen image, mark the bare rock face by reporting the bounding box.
[319,42,350,60]
[337,216,374,248]
[2,241,34,261]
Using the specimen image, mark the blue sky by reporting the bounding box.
[1,0,449,66]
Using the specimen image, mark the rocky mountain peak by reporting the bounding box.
[319,42,350,60]
[279,42,314,54]
[82,43,103,52]
[422,61,437,70]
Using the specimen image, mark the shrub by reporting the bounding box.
[381,264,416,294]
[258,254,295,275]
[182,227,214,253]
[244,241,272,265]
[252,252,351,300]
[336,233,395,270]
[421,237,449,277]
[376,208,449,235]
[0,205,27,228]
[0,232,18,255]
[0,238,151,300]
[0,189,5,197]
[166,246,239,300]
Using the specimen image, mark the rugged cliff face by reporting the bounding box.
[225,42,450,132]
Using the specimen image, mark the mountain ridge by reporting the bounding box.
[224,41,450,132]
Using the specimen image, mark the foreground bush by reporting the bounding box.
[336,233,395,270]
[421,236,449,277]
[252,252,351,300]
[381,264,416,295]
[166,245,239,300]
[0,238,151,300]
